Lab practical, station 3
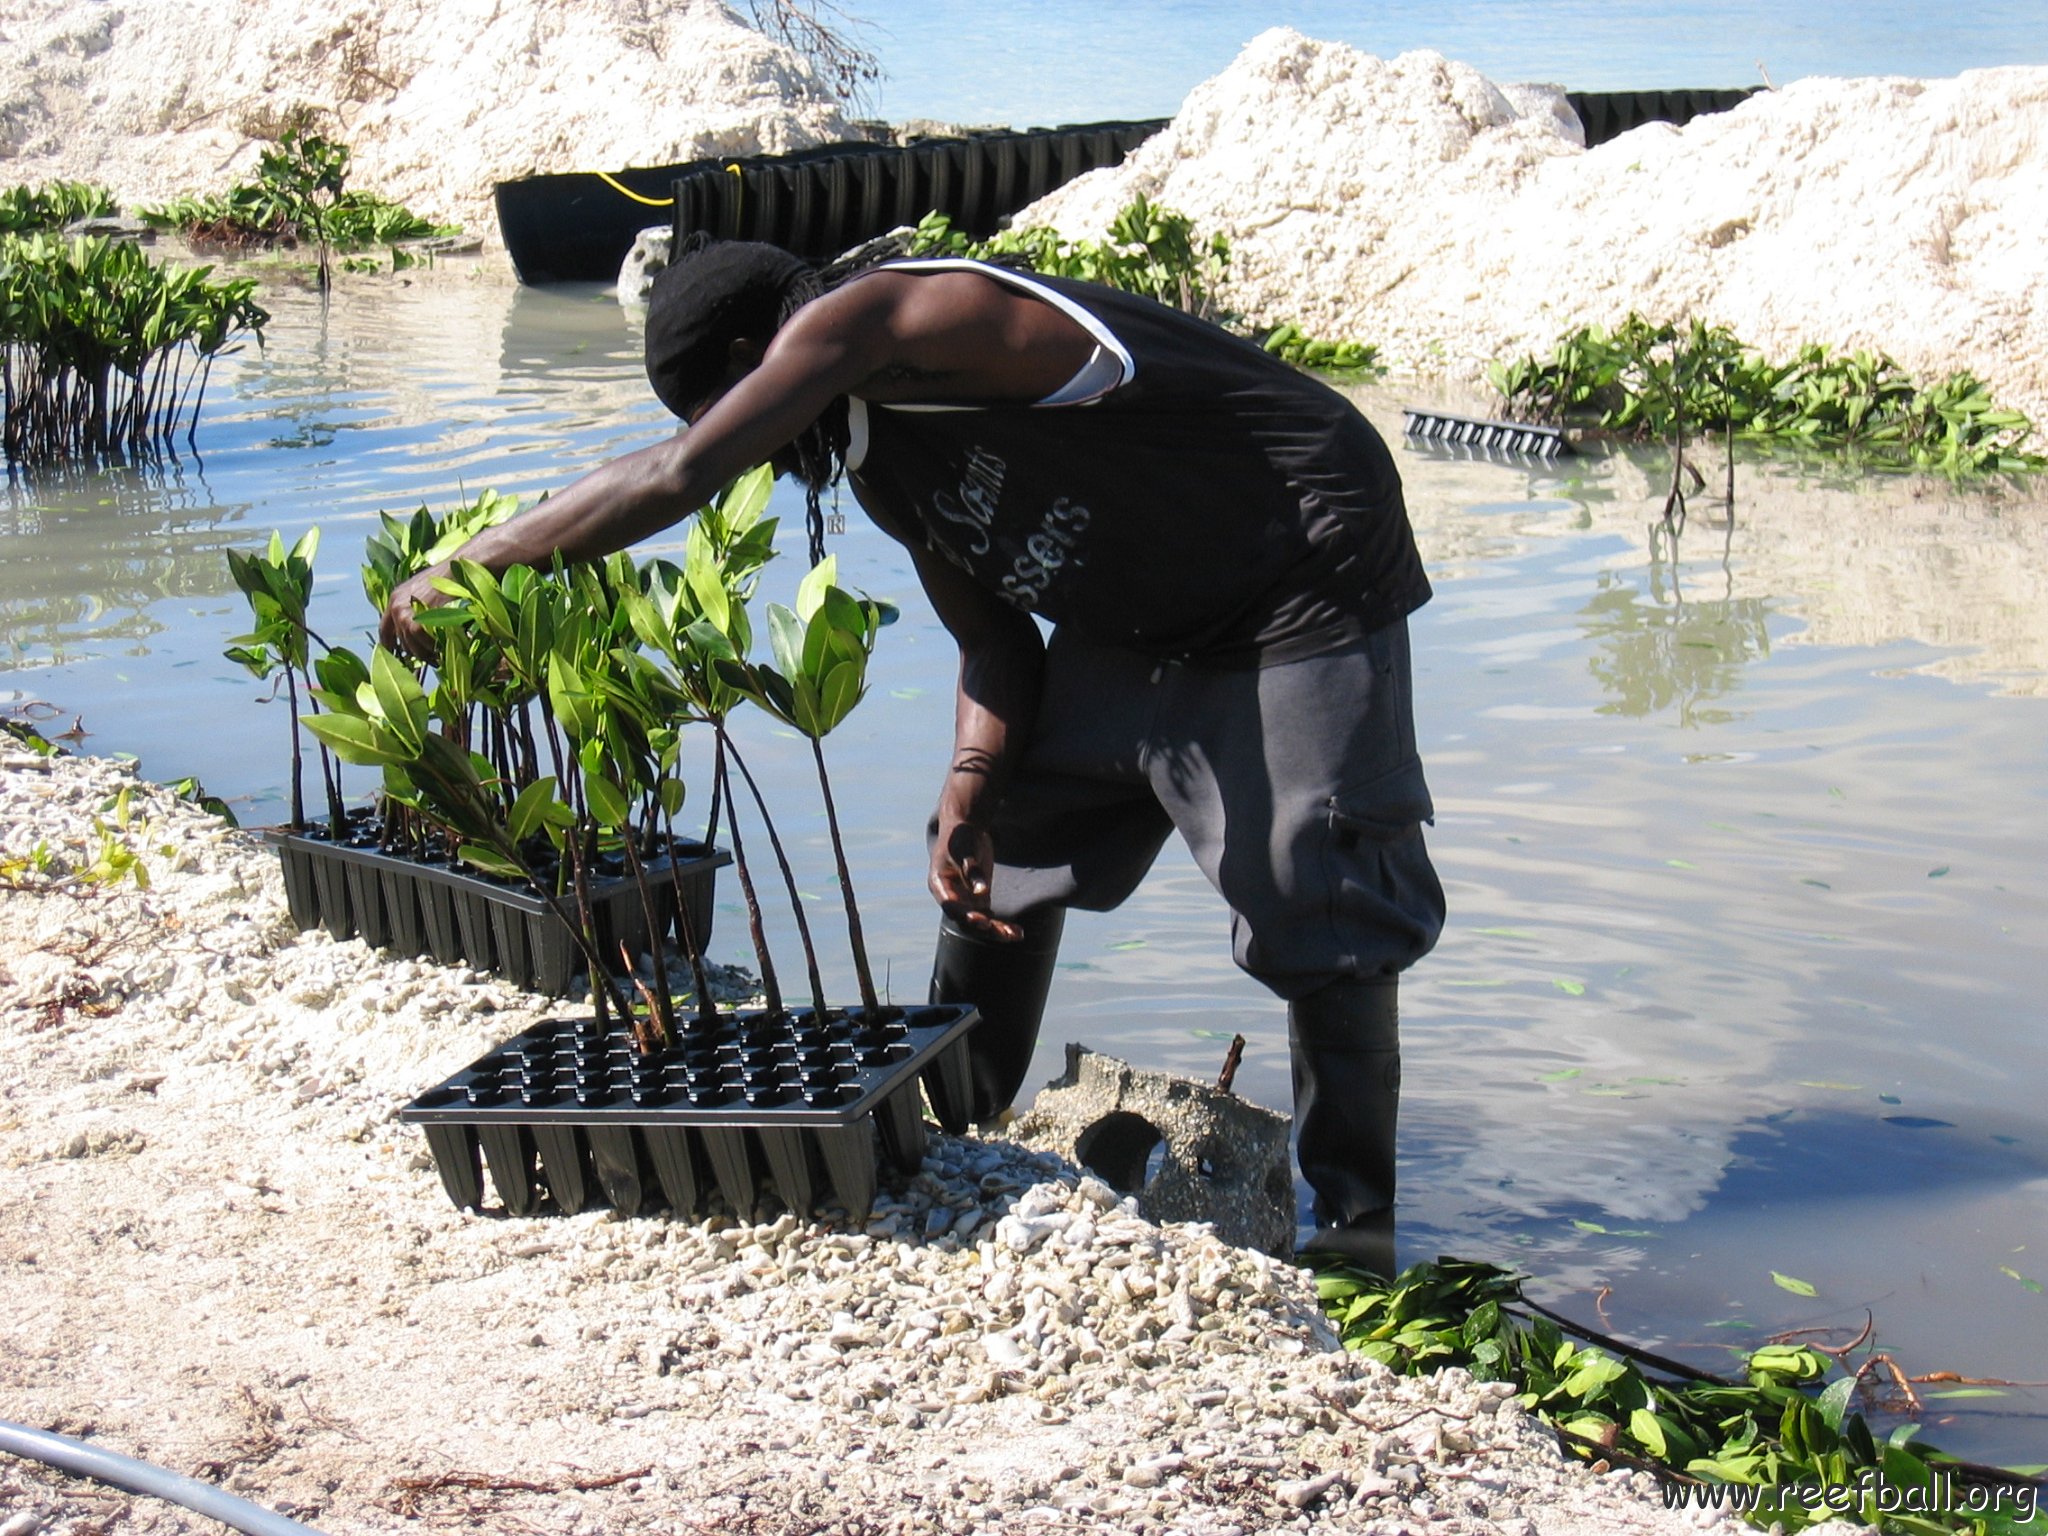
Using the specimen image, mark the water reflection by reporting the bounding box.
[0,461,251,666]
[1580,561,1773,724]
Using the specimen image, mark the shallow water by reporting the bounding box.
[4,273,2045,1464]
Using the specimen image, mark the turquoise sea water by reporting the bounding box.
[850,0,2048,125]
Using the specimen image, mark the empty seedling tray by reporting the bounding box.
[399,1002,981,1224]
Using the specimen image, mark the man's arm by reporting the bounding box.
[910,540,1044,942]
[380,267,1098,654]
[380,280,899,652]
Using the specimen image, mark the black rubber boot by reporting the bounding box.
[929,905,1067,1125]
[1289,975,1401,1276]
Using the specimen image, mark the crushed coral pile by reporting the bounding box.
[1023,29,2048,443]
[0,752,1736,1535]
[0,0,852,238]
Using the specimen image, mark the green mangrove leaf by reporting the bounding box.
[766,602,805,680]
[369,646,427,755]
[1770,1272,1819,1298]
[795,553,838,623]
[584,769,629,830]
[506,776,564,845]
[456,842,525,881]
[302,713,402,767]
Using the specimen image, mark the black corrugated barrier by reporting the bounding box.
[1564,88,1761,147]
[495,96,1756,284]
[497,120,1171,282]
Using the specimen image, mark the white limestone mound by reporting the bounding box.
[1022,28,2048,443]
[0,0,854,243]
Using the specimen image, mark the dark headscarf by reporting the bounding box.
[643,235,813,420]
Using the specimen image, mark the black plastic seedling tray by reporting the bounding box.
[399,1002,981,1223]
[262,823,728,995]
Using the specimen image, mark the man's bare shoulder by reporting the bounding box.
[792,264,1093,403]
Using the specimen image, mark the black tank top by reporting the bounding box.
[844,261,1430,666]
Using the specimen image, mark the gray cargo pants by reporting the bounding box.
[975,619,1445,1000]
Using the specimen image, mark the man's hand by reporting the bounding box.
[380,563,451,659]
[930,814,1021,942]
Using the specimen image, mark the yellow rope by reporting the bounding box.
[594,171,673,208]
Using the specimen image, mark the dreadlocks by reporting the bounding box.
[644,232,922,566]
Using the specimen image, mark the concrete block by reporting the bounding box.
[1010,1043,1294,1256]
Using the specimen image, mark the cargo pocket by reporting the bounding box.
[1321,753,1446,975]
[1328,755,1435,847]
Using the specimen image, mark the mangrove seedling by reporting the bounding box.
[639,487,804,1026]
[225,528,341,834]
[300,642,643,1032]
[139,133,459,279]
[731,555,890,1016]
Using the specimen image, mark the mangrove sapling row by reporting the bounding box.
[0,233,268,464]
[908,198,1382,375]
[1490,315,2047,477]
[0,180,116,235]
[139,132,459,286]
[241,469,899,1053]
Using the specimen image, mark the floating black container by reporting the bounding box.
[261,822,730,996]
[400,1003,981,1223]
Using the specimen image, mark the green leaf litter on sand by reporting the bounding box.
[1928,865,1951,877]
[1799,1081,1863,1091]
[1107,939,1147,951]
[1554,979,1586,996]
[1772,1271,1819,1297]
[1538,1068,1582,1082]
